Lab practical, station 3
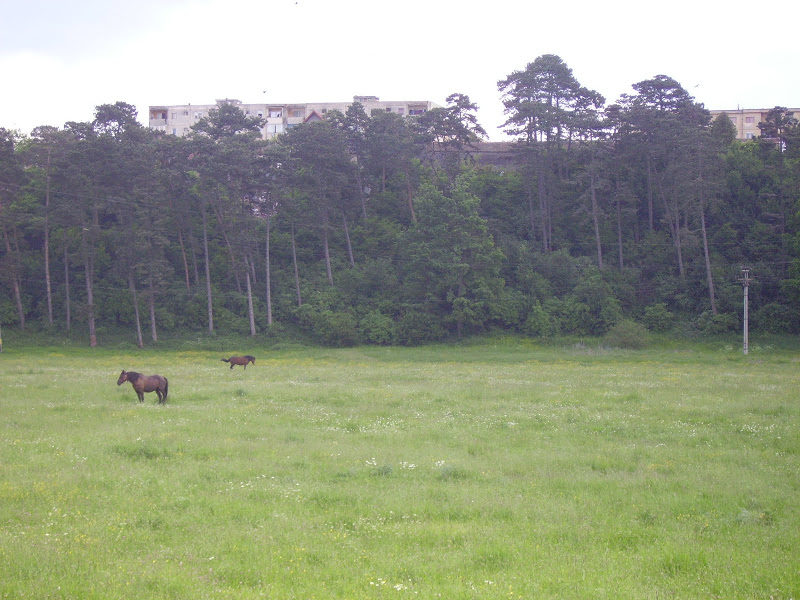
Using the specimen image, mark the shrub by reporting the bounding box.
[490,288,530,330]
[295,304,358,346]
[694,311,739,335]
[643,303,674,332]
[396,310,446,345]
[358,311,397,345]
[604,319,650,349]
[753,302,800,333]
[523,302,558,337]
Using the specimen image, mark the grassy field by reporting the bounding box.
[1,337,798,599]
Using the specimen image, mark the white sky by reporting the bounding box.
[2,0,798,141]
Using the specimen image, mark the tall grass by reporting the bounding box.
[1,340,798,598]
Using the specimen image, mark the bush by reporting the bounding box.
[694,311,739,335]
[643,303,674,332]
[753,302,800,333]
[295,304,358,347]
[358,310,397,345]
[396,310,446,345]
[523,302,558,337]
[604,319,650,349]
[490,288,530,330]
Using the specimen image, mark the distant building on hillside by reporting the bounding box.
[709,107,800,141]
[148,96,440,140]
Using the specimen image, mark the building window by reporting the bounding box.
[172,128,177,135]
[409,109,426,115]
[397,107,404,115]
[386,107,392,112]
[257,111,263,118]
[745,116,755,123]
[745,132,755,139]
[171,112,177,120]
[194,112,203,119]
[269,109,282,118]
[293,110,303,118]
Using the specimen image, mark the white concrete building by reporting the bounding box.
[709,107,800,141]
[148,96,440,139]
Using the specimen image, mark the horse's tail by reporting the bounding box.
[220,358,230,363]
[163,378,169,401]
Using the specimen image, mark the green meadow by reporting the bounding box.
[1,338,798,599]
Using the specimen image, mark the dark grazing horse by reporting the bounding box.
[117,370,169,404]
[221,355,256,369]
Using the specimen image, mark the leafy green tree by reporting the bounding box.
[415,92,486,186]
[498,54,604,251]
[364,110,420,222]
[618,75,710,278]
[0,128,28,328]
[188,103,271,334]
[192,102,264,140]
[282,121,352,286]
[400,181,504,337]
[710,113,737,147]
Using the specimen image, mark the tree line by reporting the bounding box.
[1,54,799,346]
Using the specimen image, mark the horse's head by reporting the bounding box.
[117,370,127,385]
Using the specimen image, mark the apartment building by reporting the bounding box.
[148,96,440,139]
[709,107,800,141]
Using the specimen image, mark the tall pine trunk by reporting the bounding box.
[615,191,624,270]
[322,213,333,285]
[44,151,54,325]
[355,164,367,220]
[538,170,549,252]
[212,202,242,293]
[188,232,201,286]
[128,273,143,348]
[291,222,302,306]
[202,208,214,333]
[405,169,417,223]
[2,224,25,329]
[264,213,273,325]
[244,255,256,336]
[148,277,158,342]
[590,168,603,269]
[699,201,717,314]
[81,231,97,347]
[697,147,717,314]
[64,245,71,331]
[342,212,355,267]
[646,155,654,232]
[178,229,191,292]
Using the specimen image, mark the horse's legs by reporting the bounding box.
[230,363,234,369]
[137,391,144,403]
[156,389,164,403]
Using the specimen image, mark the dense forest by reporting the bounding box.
[1,54,799,347]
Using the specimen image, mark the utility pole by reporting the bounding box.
[739,268,752,355]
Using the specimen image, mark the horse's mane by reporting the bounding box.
[125,371,142,382]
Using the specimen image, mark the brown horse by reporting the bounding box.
[117,370,169,403]
[221,355,256,370]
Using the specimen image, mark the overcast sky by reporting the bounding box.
[2,0,797,141]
